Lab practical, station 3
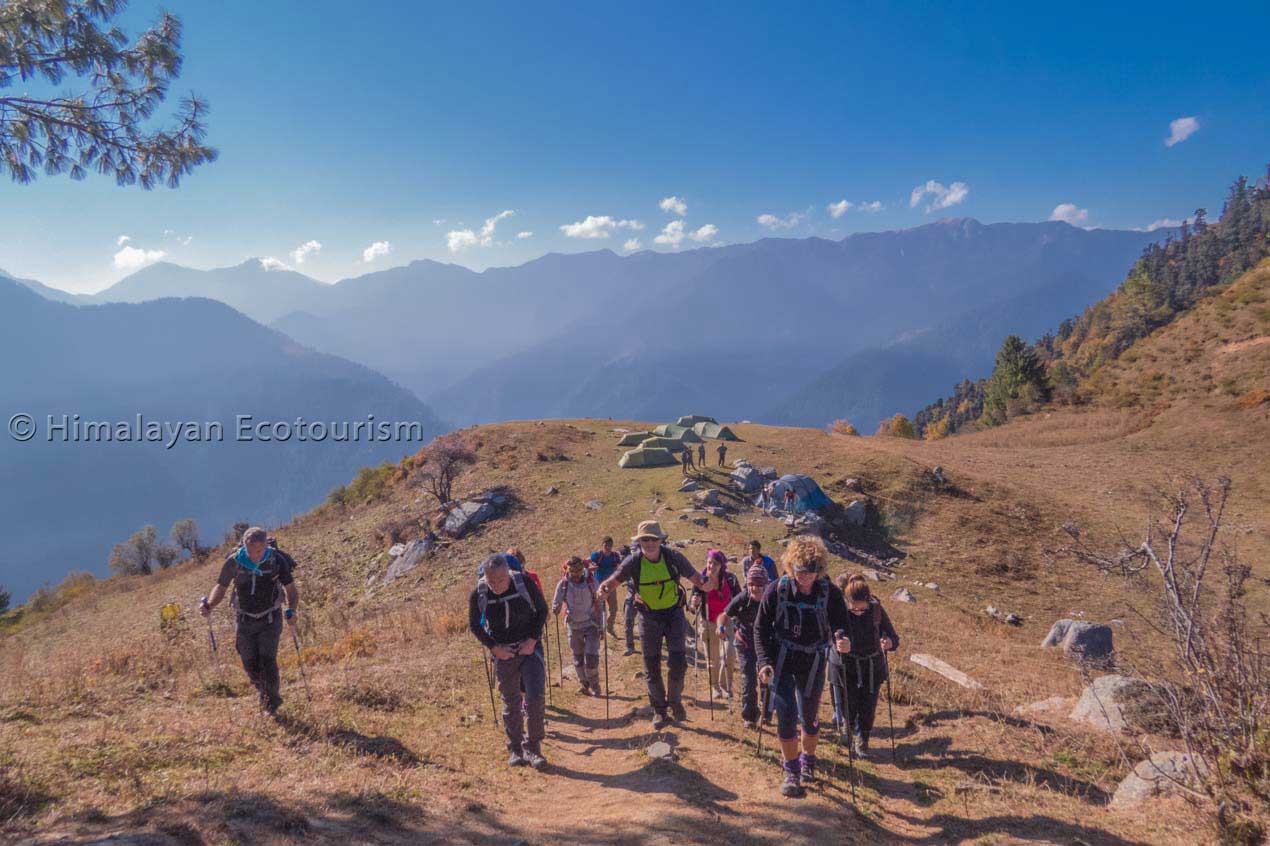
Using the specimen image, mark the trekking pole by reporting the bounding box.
[756,682,770,757]
[481,647,500,727]
[704,623,715,721]
[554,612,565,687]
[883,649,897,764]
[831,660,857,803]
[543,624,553,707]
[602,605,611,721]
[288,623,313,703]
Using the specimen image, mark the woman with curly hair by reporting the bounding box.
[755,535,853,797]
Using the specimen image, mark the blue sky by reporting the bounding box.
[3,0,1269,292]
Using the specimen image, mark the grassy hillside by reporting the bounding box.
[4,400,1263,843]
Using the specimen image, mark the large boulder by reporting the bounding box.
[731,465,763,493]
[1110,751,1207,810]
[1042,619,1114,662]
[1068,675,1146,732]
[442,500,496,537]
[694,489,723,508]
[383,536,436,583]
[843,499,867,527]
[892,587,917,603]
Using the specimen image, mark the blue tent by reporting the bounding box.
[762,474,832,513]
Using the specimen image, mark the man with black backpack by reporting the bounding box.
[598,521,706,730]
[200,526,299,716]
[469,553,550,769]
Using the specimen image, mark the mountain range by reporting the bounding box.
[36,219,1166,433]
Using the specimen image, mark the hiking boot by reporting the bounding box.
[651,711,670,731]
[780,758,804,797]
[522,744,547,770]
[742,720,758,731]
[578,683,590,696]
[799,752,818,785]
[623,646,636,656]
[670,702,688,723]
[852,735,870,760]
[508,749,527,767]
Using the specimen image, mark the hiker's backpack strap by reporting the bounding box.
[872,598,883,642]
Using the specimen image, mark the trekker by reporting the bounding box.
[755,536,853,797]
[690,549,740,699]
[783,488,797,514]
[740,540,779,582]
[598,521,706,730]
[696,442,706,468]
[717,443,727,466]
[681,446,695,475]
[505,547,543,594]
[200,526,298,716]
[721,563,768,728]
[828,574,899,758]
[469,554,550,769]
[590,537,622,635]
[553,556,603,696]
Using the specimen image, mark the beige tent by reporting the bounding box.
[618,446,680,468]
[675,415,717,427]
[652,424,704,443]
[617,431,651,446]
[693,421,738,440]
[638,436,687,452]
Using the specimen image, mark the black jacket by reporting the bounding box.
[754,577,851,675]
[828,599,899,686]
[468,574,548,648]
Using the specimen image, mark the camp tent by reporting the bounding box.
[763,474,832,513]
[675,415,717,428]
[618,446,680,468]
[617,431,651,446]
[652,424,704,443]
[637,436,686,452]
[693,421,738,441]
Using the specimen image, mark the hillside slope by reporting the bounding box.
[5,399,1261,843]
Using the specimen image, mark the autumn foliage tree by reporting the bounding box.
[875,413,916,439]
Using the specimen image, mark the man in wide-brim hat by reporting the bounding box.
[598,520,706,730]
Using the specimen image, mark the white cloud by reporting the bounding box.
[1165,116,1199,147]
[559,215,643,239]
[258,257,290,272]
[689,223,718,243]
[516,231,533,240]
[859,201,883,213]
[659,196,688,216]
[433,219,446,226]
[362,241,392,262]
[623,238,642,251]
[1146,217,1184,232]
[654,220,685,247]
[115,235,131,246]
[113,245,166,271]
[910,180,969,213]
[1049,203,1089,226]
[290,239,322,265]
[756,211,806,230]
[446,209,517,252]
[827,200,853,219]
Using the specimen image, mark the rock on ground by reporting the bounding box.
[678,479,701,492]
[387,543,406,557]
[843,500,867,527]
[1013,695,1074,717]
[1041,619,1114,661]
[694,489,723,507]
[1110,751,1207,809]
[646,741,673,759]
[909,653,983,690]
[892,587,917,603]
[586,500,604,511]
[1068,675,1150,733]
[383,536,436,583]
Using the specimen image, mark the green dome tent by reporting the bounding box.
[618,446,680,468]
[675,415,717,427]
[617,431,652,446]
[652,424,704,443]
[637,436,687,451]
[693,421,738,440]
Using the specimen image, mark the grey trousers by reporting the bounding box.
[493,645,546,751]
[235,614,283,711]
[568,621,602,687]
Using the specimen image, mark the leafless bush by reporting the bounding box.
[414,433,476,507]
[1061,477,1268,843]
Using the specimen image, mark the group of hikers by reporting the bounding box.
[680,440,729,474]
[200,521,900,797]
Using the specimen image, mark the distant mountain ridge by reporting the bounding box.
[12,219,1171,430]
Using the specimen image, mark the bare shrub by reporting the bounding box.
[415,433,476,507]
[1061,477,1268,843]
